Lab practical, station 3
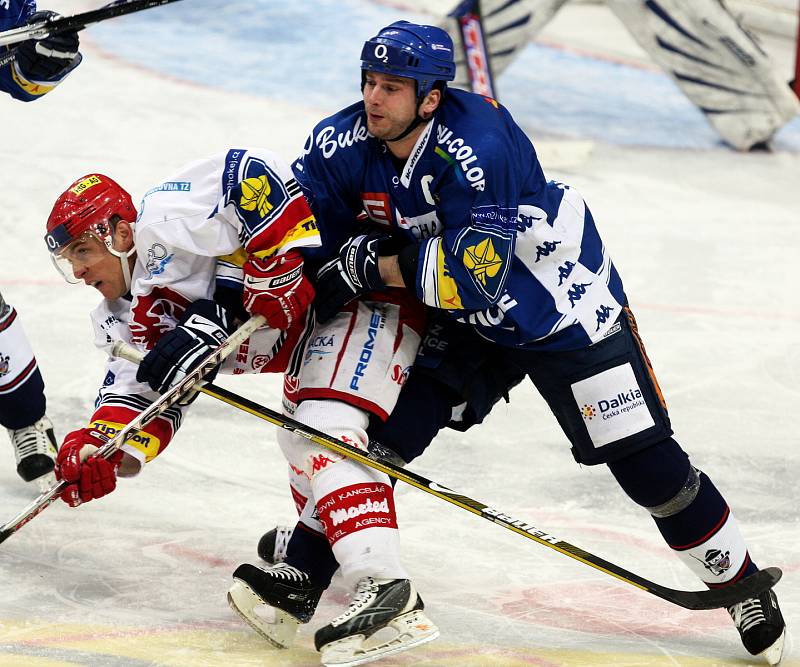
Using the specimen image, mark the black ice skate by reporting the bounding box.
[8,416,57,491]
[257,525,293,565]
[314,577,439,667]
[728,588,786,665]
[227,562,323,649]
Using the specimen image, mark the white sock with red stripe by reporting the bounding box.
[313,463,407,587]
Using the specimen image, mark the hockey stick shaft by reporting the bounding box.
[113,339,780,610]
[0,0,185,67]
[0,315,265,546]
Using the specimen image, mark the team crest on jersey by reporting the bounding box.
[454,227,512,302]
[145,243,174,278]
[227,156,290,240]
[0,353,9,378]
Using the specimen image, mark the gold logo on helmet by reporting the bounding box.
[70,175,103,195]
[463,238,502,286]
[239,176,274,218]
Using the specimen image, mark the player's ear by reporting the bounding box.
[420,89,441,118]
[111,218,134,252]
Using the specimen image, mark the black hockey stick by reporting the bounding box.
[112,340,781,611]
[0,0,185,67]
[0,315,265,547]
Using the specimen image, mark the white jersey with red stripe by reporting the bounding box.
[81,147,320,472]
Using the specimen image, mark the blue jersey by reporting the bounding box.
[1,0,81,101]
[293,88,627,351]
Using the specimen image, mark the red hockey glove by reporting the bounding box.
[243,251,314,330]
[55,428,123,507]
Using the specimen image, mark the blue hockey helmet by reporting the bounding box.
[360,21,456,99]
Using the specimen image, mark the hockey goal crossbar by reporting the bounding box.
[111,340,781,611]
[0,315,265,547]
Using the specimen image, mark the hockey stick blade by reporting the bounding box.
[0,315,264,546]
[110,339,784,611]
[0,0,185,48]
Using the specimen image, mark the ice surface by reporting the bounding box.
[0,1,797,665]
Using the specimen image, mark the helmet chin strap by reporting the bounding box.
[386,103,431,143]
[119,250,134,292]
[107,243,135,292]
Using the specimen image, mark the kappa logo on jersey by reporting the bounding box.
[558,261,576,286]
[535,240,561,262]
[567,281,592,307]
[144,243,173,278]
[435,124,486,191]
[595,304,615,331]
[516,205,548,232]
[0,353,9,378]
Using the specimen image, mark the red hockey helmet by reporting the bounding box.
[45,174,137,285]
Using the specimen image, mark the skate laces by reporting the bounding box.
[267,563,309,582]
[331,577,383,624]
[274,526,292,562]
[9,417,55,464]
[728,596,768,633]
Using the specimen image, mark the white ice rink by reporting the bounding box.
[1,1,798,665]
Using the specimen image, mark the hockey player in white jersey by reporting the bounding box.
[44,152,438,665]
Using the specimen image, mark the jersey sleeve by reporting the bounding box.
[414,125,529,311]
[291,112,370,262]
[214,148,321,258]
[86,305,186,476]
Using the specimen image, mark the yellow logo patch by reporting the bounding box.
[70,175,103,196]
[90,420,162,463]
[239,175,274,218]
[436,243,463,309]
[463,237,503,286]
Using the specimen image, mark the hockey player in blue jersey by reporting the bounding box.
[248,20,785,667]
[1,1,79,486]
[0,0,81,101]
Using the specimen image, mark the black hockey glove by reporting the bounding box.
[136,299,233,399]
[314,234,388,323]
[16,11,80,81]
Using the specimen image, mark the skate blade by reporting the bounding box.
[227,580,299,649]
[760,627,786,666]
[320,609,439,667]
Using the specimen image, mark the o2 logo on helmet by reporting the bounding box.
[374,44,389,63]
